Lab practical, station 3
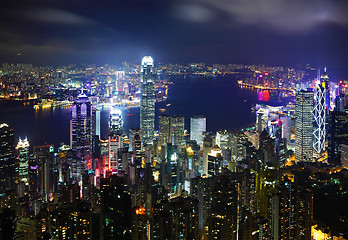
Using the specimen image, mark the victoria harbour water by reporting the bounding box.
[0,75,287,147]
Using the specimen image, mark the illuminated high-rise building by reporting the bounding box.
[190,116,206,146]
[70,91,92,181]
[92,108,101,137]
[313,82,326,156]
[159,115,185,148]
[327,110,348,165]
[109,107,123,137]
[34,144,54,201]
[170,116,185,147]
[140,56,155,146]
[295,90,314,162]
[159,115,170,146]
[107,107,123,173]
[0,123,16,190]
[16,137,30,183]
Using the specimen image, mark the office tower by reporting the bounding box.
[256,108,269,134]
[159,115,170,146]
[140,56,155,146]
[216,130,230,150]
[259,130,277,165]
[100,176,131,240]
[335,94,345,112]
[276,138,287,167]
[327,110,348,165]
[295,90,314,162]
[129,129,142,166]
[280,116,291,141]
[207,145,223,176]
[34,144,54,201]
[165,144,179,195]
[170,116,185,147]
[231,132,248,160]
[16,137,30,183]
[0,123,16,190]
[159,115,185,147]
[71,91,92,181]
[190,116,206,146]
[202,135,213,176]
[109,107,123,137]
[92,108,101,137]
[313,81,326,156]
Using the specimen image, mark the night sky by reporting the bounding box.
[1,0,348,72]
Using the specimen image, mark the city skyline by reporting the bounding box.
[1,0,348,236]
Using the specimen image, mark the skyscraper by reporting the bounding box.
[71,91,92,181]
[159,115,170,146]
[16,137,30,184]
[0,123,16,190]
[295,90,314,162]
[140,56,155,146]
[159,115,185,148]
[170,116,185,147]
[313,82,326,156]
[109,107,123,137]
[327,110,348,165]
[190,116,206,146]
[34,144,54,201]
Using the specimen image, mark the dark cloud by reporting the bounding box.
[176,0,348,33]
[0,0,347,68]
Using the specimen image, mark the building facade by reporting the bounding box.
[295,90,314,162]
[140,56,155,146]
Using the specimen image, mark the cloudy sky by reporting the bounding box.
[1,0,348,71]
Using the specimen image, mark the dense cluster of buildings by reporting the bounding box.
[0,57,348,239]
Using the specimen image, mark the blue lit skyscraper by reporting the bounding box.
[313,82,326,156]
[140,56,155,146]
[190,116,206,146]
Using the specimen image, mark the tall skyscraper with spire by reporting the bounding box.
[16,137,30,183]
[70,90,92,182]
[295,90,314,162]
[320,67,330,110]
[140,56,155,146]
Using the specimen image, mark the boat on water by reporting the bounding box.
[166,103,171,107]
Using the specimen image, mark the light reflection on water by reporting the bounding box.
[0,76,289,146]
